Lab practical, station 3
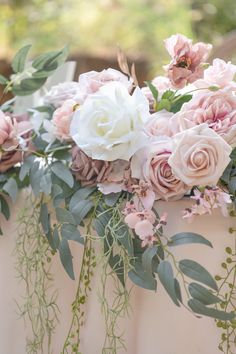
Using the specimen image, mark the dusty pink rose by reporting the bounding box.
[74,68,132,103]
[145,110,174,138]
[194,59,236,90]
[0,111,32,172]
[131,138,188,201]
[168,123,232,187]
[164,34,212,88]
[170,89,236,146]
[43,82,81,108]
[51,99,76,141]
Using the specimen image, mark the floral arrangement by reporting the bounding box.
[0,34,236,354]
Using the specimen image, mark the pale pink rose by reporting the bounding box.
[43,82,81,108]
[164,34,212,88]
[170,89,236,146]
[0,111,32,172]
[52,99,76,141]
[131,138,188,201]
[194,59,236,90]
[145,110,174,138]
[168,124,232,187]
[74,68,132,103]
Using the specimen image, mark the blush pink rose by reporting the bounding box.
[43,82,81,108]
[51,99,76,141]
[164,34,212,88]
[75,68,133,102]
[131,138,188,201]
[0,111,32,172]
[170,89,236,146]
[194,59,236,90]
[168,123,232,187]
[145,110,174,138]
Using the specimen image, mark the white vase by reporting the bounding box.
[0,195,235,354]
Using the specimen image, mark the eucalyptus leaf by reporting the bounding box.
[188,299,235,321]
[39,203,50,234]
[189,283,221,305]
[0,194,10,220]
[61,224,84,244]
[40,173,52,196]
[32,47,68,71]
[168,232,212,248]
[104,192,121,207]
[0,75,8,85]
[109,254,125,286]
[11,44,32,73]
[3,178,18,202]
[69,187,96,211]
[174,278,182,303]
[19,156,35,181]
[58,238,75,280]
[179,259,218,291]
[51,161,74,188]
[12,78,47,96]
[129,262,157,291]
[157,261,180,306]
[70,199,93,225]
[56,207,76,225]
[142,246,157,274]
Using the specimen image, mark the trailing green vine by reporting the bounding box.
[15,194,59,354]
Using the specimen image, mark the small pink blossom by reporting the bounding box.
[145,110,174,138]
[164,34,212,88]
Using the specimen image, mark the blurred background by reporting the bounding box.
[0,0,236,86]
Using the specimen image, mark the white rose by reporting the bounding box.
[168,123,232,187]
[70,82,150,161]
[43,82,81,108]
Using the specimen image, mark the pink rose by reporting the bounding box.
[145,110,174,138]
[131,138,188,201]
[76,68,132,97]
[194,59,236,90]
[164,34,212,88]
[0,111,32,172]
[170,89,236,146]
[51,99,76,141]
[43,82,81,108]
[168,124,232,187]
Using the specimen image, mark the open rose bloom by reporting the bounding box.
[0,110,32,172]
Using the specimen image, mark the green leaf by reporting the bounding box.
[144,81,158,101]
[0,194,10,220]
[61,224,84,245]
[32,47,68,71]
[40,173,52,196]
[0,75,8,85]
[188,299,235,321]
[229,177,236,193]
[104,192,121,207]
[168,232,212,248]
[221,161,233,184]
[3,178,18,202]
[179,259,218,291]
[30,163,43,197]
[19,156,35,181]
[128,262,157,291]
[39,203,50,234]
[157,261,180,306]
[11,44,32,73]
[142,246,157,274]
[161,90,175,100]
[58,238,75,280]
[12,77,47,96]
[157,98,171,111]
[56,207,76,225]
[109,254,125,286]
[189,283,221,305]
[70,199,94,225]
[170,94,192,113]
[51,161,74,188]
[174,278,182,303]
[69,187,96,210]
[113,221,134,256]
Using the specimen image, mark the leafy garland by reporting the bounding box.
[0,43,235,354]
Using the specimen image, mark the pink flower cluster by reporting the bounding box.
[123,194,167,247]
[183,187,232,220]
